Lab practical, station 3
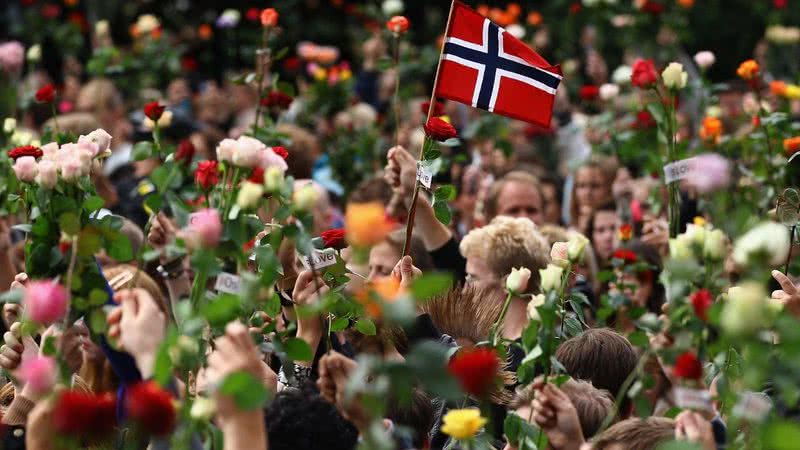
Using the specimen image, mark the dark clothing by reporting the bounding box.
[429,237,467,284]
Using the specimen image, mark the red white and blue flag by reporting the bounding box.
[433,1,562,127]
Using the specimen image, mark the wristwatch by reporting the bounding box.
[156,257,185,280]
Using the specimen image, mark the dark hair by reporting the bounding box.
[265,385,359,450]
[349,176,394,205]
[624,239,665,315]
[586,201,618,243]
[386,389,435,449]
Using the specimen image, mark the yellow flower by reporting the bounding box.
[785,84,800,100]
[693,216,706,226]
[313,67,327,81]
[441,408,487,440]
[736,59,760,81]
[345,202,394,248]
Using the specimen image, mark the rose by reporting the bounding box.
[612,65,632,85]
[382,0,404,16]
[260,147,289,173]
[24,280,69,325]
[3,117,15,133]
[703,229,726,261]
[271,146,288,160]
[260,91,294,109]
[550,242,569,267]
[236,181,265,209]
[440,409,487,440]
[694,51,715,70]
[260,8,278,27]
[736,59,760,81]
[527,293,546,321]
[187,209,222,248]
[216,9,240,28]
[690,289,713,322]
[53,391,117,436]
[233,136,267,168]
[143,101,165,121]
[686,153,730,193]
[26,44,41,62]
[216,138,237,162]
[631,59,658,89]
[673,351,703,380]
[78,128,113,156]
[0,41,24,75]
[579,85,599,101]
[567,234,590,262]
[143,110,172,130]
[661,62,688,90]
[618,224,633,241]
[18,355,57,395]
[447,348,499,398]
[599,83,620,101]
[784,137,800,156]
[698,117,723,144]
[721,283,769,336]
[190,397,217,421]
[539,263,564,292]
[264,166,285,192]
[174,139,195,164]
[60,157,83,182]
[386,16,410,34]
[35,84,55,103]
[321,228,347,250]
[293,184,320,212]
[424,117,457,141]
[682,223,706,247]
[126,381,176,436]
[36,160,58,189]
[506,267,532,294]
[13,155,38,182]
[733,221,790,266]
[8,145,43,160]
[135,14,161,34]
[195,160,219,191]
[345,202,395,248]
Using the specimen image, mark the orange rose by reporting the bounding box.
[770,80,788,96]
[736,59,760,81]
[198,24,212,40]
[386,16,410,34]
[784,137,800,156]
[507,3,522,18]
[345,203,395,248]
[477,4,490,17]
[260,8,279,27]
[699,117,723,144]
[677,0,694,8]
[355,276,401,319]
[527,11,543,26]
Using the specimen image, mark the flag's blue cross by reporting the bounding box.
[444,21,560,110]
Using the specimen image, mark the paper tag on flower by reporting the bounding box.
[188,212,202,226]
[663,158,697,184]
[416,162,433,189]
[673,387,713,412]
[300,248,338,271]
[214,272,241,295]
[732,391,771,422]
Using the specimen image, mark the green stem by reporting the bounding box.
[152,123,162,158]
[223,168,241,220]
[491,292,514,347]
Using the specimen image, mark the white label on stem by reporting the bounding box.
[416,162,433,189]
[732,391,772,422]
[214,272,241,295]
[663,158,697,184]
[300,248,338,270]
[673,387,713,411]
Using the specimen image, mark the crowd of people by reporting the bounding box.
[1,1,800,449]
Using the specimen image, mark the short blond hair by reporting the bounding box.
[459,216,550,292]
[591,417,675,450]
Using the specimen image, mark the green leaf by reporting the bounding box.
[434,185,457,201]
[107,234,133,262]
[83,195,105,212]
[355,318,376,336]
[42,335,57,356]
[330,316,350,332]
[89,288,109,306]
[201,294,242,328]
[132,141,154,161]
[150,166,171,193]
[59,212,81,236]
[628,330,649,347]
[89,308,108,334]
[432,200,452,225]
[284,338,314,361]
[410,273,452,301]
[219,371,270,410]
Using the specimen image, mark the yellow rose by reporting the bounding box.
[440,408,487,440]
[785,84,800,100]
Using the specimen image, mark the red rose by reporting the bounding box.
[618,224,633,241]
[421,101,445,117]
[35,84,56,103]
[673,351,703,380]
[126,381,176,436]
[8,145,43,160]
[243,237,257,252]
[424,117,457,142]
[246,7,261,21]
[272,146,288,160]
[261,91,294,109]
[53,391,116,436]
[634,110,656,129]
[774,0,787,8]
[448,347,499,398]
[41,3,61,19]
[612,249,638,264]
[283,56,301,72]
[690,289,713,322]
[386,16,410,34]
[631,59,658,89]
[642,1,665,14]
[143,101,165,121]
[249,167,264,184]
[569,2,582,14]
[195,160,219,191]
[181,56,198,72]
[260,8,279,27]
[174,139,195,164]
[321,228,347,250]
[579,85,600,101]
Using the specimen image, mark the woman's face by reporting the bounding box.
[592,211,619,263]
[575,167,609,209]
[368,241,400,281]
[612,271,652,309]
[465,257,500,291]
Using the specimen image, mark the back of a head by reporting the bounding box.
[560,379,614,439]
[555,328,636,398]
[265,386,359,450]
[276,124,319,180]
[590,417,675,450]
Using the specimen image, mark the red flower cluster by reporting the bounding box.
[195,160,219,191]
[424,117,457,142]
[774,0,787,8]
[41,4,61,19]
[612,248,638,264]
[690,289,713,322]
[8,145,43,160]
[386,16,410,34]
[126,381,176,436]
[634,110,656,129]
[174,139,195,164]
[321,228,347,250]
[261,91,294,109]
[421,101,445,118]
[35,84,55,103]
[143,101,165,121]
[248,167,264,183]
[579,85,599,101]
[631,59,658,89]
[53,390,117,437]
[673,351,703,380]
[272,146,288,160]
[448,347,499,398]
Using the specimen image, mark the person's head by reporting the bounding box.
[277,124,321,180]
[349,176,394,206]
[264,385,359,450]
[102,264,169,317]
[539,173,563,225]
[293,180,334,235]
[555,328,637,409]
[459,216,550,293]
[572,158,616,220]
[588,202,620,264]
[587,417,675,450]
[386,389,435,449]
[422,285,506,347]
[484,171,545,226]
[76,78,125,130]
[610,240,664,314]
[368,230,433,281]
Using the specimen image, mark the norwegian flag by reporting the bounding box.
[434,1,562,127]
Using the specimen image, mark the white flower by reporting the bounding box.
[236,181,265,209]
[136,14,161,34]
[703,229,726,261]
[721,283,769,336]
[26,44,41,62]
[567,234,590,263]
[539,264,564,292]
[682,224,706,247]
[611,14,635,28]
[693,51,715,70]
[232,136,266,168]
[190,396,217,421]
[662,62,688,90]
[550,242,569,268]
[612,65,632,85]
[506,267,532,294]
[143,110,173,130]
[3,118,16,133]
[583,0,602,6]
[216,138,237,163]
[669,238,692,260]
[264,166,285,192]
[733,222,790,267]
[599,83,620,101]
[382,0,404,16]
[562,59,580,76]
[293,185,320,211]
[506,24,525,39]
[78,128,112,154]
[527,294,546,321]
[765,25,800,45]
[95,20,109,37]
[216,9,241,28]
[705,105,722,118]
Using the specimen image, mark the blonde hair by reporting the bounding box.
[102,264,169,315]
[591,417,675,450]
[43,112,100,137]
[77,78,124,116]
[459,216,550,292]
[483,171,543,222]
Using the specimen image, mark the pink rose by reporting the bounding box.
[18,356,57,395]
[233,136,266,168]
[686,153,730,194]
[60,157,83,182]
[40,142,59,159]
[216,139,237,163]
[188,208,222,248]
[0,41,24,75]
[260,148,289,173]
[78,128,112,154]
[24,280,69,325]
[550,241,569,267]
[36,160,58,189]
[13,156,38,182]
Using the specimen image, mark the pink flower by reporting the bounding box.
[260,147,289,173]
[0,41,25,75]
[18,356,57,395]
[12,156,38,182]
[216,138,237,163]
[78,129,112,154]
[36,160,58,189]
[550,241,569,267]
[232,136,266,168]
[24,280,69,325]
[60,156,83,182]
[188,209,222,248]
[40,142,59,158]
[686,153,730,194]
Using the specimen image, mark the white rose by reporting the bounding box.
[599,83,620,101]
[567,234,590,263]
[721,282,769,336]
[216,138,238,163]
[527,294,546,321]
[136,14,161,34]
[612,65,633,85]
[506,267,532,294]
[236,181,265,209]
[733,222,790,267]
[264,166,285,192]
[661,62,688,90]
[95,20,110,37]
[703,229,726,261]
[293,185,320,211]
[539,264,564,292]
[233,136,267,168]
[682,224,706,247]
[381,0,404,16]
[705,105,722,118]
[78,128,113,153]
[550,242,569,268]
[26,44,41,63]
[506,24,525,39]
[190,396,217,421]
[3,118,16,133]
[693,51,715,70]
[669,238,692,260]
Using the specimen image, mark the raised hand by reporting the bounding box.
[771,270,800,319]
[113,288,167,378]
[530,381,585,450]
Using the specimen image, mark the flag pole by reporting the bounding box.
[401,0,457,257]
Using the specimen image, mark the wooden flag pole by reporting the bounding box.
[401,0,457,257]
